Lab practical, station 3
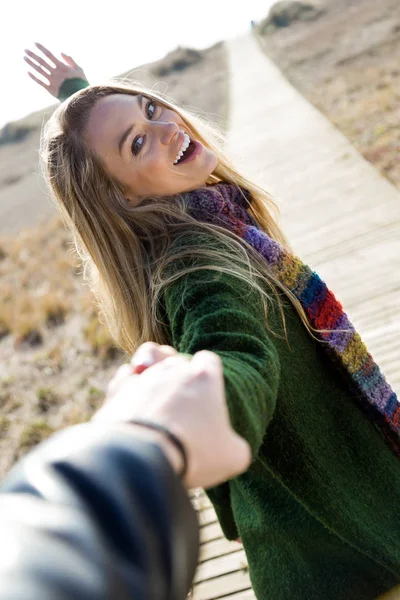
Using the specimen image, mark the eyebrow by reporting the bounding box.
[117,94,143,155]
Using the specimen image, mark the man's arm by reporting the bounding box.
[0,423,199,600]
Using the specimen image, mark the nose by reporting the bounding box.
[157,121,180,146]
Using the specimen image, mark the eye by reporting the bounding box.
[131,135,145,156]
[129,100,158,157]
[145,100,157,120]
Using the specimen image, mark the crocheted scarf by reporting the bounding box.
[183,182,400,456]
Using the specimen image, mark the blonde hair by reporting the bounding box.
[41,82,314,355]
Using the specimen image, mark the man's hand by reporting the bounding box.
[93,342,252,489]
[24,43,87,99]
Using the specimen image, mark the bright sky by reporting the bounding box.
[1,0,275,128]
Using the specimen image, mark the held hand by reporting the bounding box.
[93,342,251,489]
[24,43,87,99]
[105,342,179,396]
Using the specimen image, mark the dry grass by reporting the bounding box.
[0,215,111,353]
[0,416,10,437]
[84,313,120,362]
[17,420,54,457]
[256,0,400,190]
[87,386,105,410]
[0,217,78,339]
[36,387,61,412]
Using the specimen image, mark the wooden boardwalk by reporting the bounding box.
[227,34,400,397]
[190,33,400,599]
[190,490,255,599]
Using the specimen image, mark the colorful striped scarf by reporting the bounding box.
[183,182,400,457]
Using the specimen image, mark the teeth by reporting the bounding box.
[174,132,191,165]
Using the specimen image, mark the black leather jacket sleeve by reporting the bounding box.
[0,423,199,600]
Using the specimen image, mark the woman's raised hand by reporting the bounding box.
[24,43,87,99]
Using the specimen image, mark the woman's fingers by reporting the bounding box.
[24,55,51,77]
[131,342,178,370]
[24,49,53,72]
[108,344,180,394]
[190,349,223,375]
[61,53,79,69]
[34,42,62,67]
[27,71,50,90]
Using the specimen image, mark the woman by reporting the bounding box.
[24,45,400,600]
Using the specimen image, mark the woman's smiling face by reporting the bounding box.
[84,93,218,203]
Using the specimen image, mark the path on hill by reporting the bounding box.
[193,32,400,600]
[227,33,400,395]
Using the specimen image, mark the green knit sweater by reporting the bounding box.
[57,78,90,101]
[57,80,400,598]
[161,264,400,600]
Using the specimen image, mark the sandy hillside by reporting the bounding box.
[255,0,400,189]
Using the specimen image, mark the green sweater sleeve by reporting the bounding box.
[162,266,280,539]
[57,78,90,101]
[163,268,280,457]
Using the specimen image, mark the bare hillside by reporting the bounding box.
[255,0,400,189]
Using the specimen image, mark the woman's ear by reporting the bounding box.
[124,192,140,207]
[124,192,135,204]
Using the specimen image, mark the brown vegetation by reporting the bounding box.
[255,0,400,189]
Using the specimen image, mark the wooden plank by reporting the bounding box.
[198,507,218,527]
[190,491,213,512]
[192,570,252,600]
[222,590,256,599]
[194,550,247,583]
[199,538,243,563]
[200,521,224,544]
[189,488,203,500]
[348,289,399,323]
